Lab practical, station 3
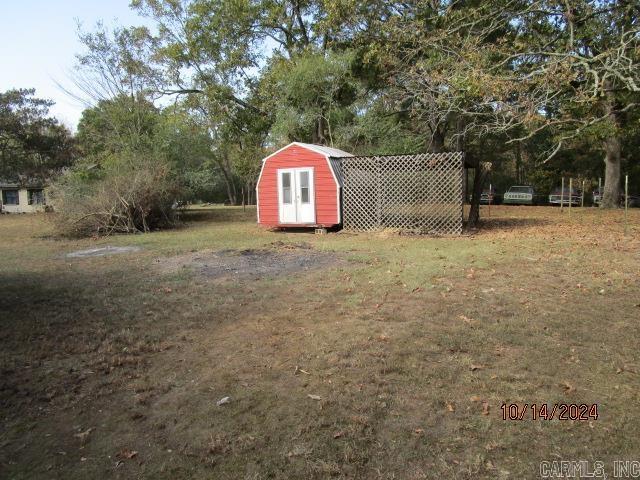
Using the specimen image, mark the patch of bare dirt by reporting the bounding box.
[158,242,340,280]
[66,246,142,258]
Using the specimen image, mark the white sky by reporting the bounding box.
[0,0,149,131]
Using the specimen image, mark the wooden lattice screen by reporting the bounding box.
[341,152,464,235]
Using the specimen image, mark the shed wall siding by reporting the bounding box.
[257,145,339,226]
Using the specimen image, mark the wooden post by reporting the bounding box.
[561,177,565,212]
[598,177,602,207]
[624,174,629,236]
[488,183,492,218]
[581,180,585,208]
[465,168,469,204]
[568,178,572,216]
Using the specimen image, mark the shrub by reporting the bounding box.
[50,153,181,237]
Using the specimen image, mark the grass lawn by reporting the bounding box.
[1,205,639,479]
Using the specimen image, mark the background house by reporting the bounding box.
[0,183,47,213]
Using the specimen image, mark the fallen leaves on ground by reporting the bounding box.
[117,449,138,460]
[560,381,575,394]
[73,428,92,443]
[459,314,476,325]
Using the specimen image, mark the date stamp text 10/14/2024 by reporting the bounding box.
[501,403,599,421]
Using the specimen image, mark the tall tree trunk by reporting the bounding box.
[248,181,255,205]
[602,135,621,208]
[515,142,523,184]
[312,115,327,145]
[468,160,489,228]
[601,87,621,209]
[429,124,446,153]
[216,153,237,205]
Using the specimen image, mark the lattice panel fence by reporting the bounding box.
[341,152,464,235]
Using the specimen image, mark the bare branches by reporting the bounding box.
[383,0,640,160]
[51,157,179,237]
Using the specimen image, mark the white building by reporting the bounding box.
[0,183,47,213]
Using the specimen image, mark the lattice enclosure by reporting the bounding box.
[341,152,464,235]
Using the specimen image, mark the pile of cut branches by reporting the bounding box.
[50,156,180,237]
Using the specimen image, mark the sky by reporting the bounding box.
[0,0,149,131]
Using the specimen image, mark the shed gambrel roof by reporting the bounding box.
[328,157,344,187]
[293,142,353,159]
[294,143,352,187]
[260,142,353,188]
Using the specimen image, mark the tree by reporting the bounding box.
[68,0,640,223]
[52,23,185,237]
[76,94,160,157]
[261,49,360,145]
[153,106,233,202]
[0,89,76,181]
[128,0,333,199]
[65,22,162,105]
[377,0,640,208]
[111,2,387,201]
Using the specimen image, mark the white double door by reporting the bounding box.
[278,168,315,224]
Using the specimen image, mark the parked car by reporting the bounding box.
[593,189,640,207]
[503,186,535,205]
[480,189,502,204]
[549,186,582,206]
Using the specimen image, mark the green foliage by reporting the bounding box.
[262,49,359,145]
[76,94,159,157]
[65,0,640,218]
[335,101,426,155]
[0,88,76,181]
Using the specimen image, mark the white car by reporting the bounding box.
[503,186,535,205]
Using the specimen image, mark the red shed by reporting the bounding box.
[256,142,352,228]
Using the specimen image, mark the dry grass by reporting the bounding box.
[1,205,639,479]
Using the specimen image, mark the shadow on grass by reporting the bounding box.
[178,206,255,223]
[268,227,320,235]
[0,269,132,328]
[475,216,551,231]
